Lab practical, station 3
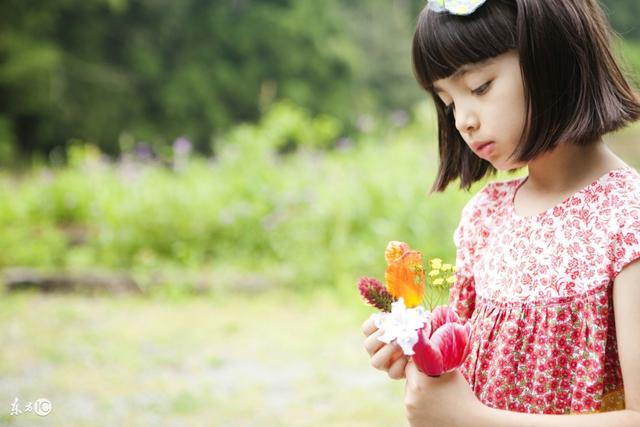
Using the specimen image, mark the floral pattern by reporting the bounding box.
[450,166,640,414]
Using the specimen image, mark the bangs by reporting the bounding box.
[416,0,640,193]
[412,0,518,90]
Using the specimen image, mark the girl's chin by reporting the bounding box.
[492,160,526,172]
[486,160,503,170]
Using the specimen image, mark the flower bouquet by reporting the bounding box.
[358,241,472,377]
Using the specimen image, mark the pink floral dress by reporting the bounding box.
[450,166,640,414]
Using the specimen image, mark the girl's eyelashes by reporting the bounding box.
[472,80,492,95]
[442,80,492,113]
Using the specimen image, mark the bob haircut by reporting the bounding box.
[413,0,640,193]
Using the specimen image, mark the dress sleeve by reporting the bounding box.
[610,202,640,279]
[448,194,480,322]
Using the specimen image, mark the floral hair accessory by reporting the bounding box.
[427,0,488,16]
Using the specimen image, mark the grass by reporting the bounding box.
[0,289,408,426]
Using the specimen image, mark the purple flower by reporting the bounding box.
[173,137,192,156]
[135,143,154,162]
[390,110,409,127]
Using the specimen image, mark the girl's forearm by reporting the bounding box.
[474,405,640,427]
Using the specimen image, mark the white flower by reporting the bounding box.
[373,298,430,356]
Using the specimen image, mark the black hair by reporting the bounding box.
[413,0,640,192]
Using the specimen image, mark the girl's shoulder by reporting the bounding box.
[468,166,640,212]
[482,175,525,200]
[458,176,523,224]
[464,175,523,210]
[607,165,640,193]
[576,165,640,206]
[602,165,640,211]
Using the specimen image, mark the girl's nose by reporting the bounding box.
[455,108,480,135]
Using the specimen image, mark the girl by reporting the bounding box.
[362,0,640,425]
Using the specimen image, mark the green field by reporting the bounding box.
[0,290,408,426]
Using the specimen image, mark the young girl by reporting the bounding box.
[363,0,640,425]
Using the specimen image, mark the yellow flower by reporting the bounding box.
[441,263,452,271]
[433,278,444,286]
[385,250,425,308]
[429,258,442,269]
[446,276,456,284]
[428,269,440,277]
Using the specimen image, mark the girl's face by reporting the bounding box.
[432,49,528,171]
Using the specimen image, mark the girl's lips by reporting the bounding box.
[475,142,495,158]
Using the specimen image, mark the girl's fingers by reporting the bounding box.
[362,314,406,377]
[361,314,378,336]
[388,348,404,364]
[370,342,400,371]
[362,316,407,378]
[364,329,385,356]
[388,355,408,380]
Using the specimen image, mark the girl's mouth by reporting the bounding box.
[475,142,495,158]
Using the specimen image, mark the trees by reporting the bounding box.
[0,0,361,156]
[0,0,637,159]
[601,0,640,40]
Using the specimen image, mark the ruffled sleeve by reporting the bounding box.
[448,190,483,322]
[609,201,640,279]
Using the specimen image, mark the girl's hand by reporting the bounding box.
[404,361,482,427]
[362,314,408,379]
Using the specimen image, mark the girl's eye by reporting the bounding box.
[473,81,492,95]
[441,81,491,113]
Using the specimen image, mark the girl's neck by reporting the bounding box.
[523,139,628,194]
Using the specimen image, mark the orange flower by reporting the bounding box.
[385,250,425,308]
[385,241,410,265]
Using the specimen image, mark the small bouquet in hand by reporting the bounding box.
[358,241,472,377]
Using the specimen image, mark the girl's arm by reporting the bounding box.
[404,259,640,427]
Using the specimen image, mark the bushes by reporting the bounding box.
[0,101,486,294]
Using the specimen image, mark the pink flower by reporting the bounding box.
[411,305,472,377]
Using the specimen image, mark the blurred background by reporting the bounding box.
[0,0,639,425]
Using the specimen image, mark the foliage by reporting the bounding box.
[0,96,639,295]
[0,100,480,293]
[616,39,640,87]
[0,0,422,158]
[219,100,343,154]
[601,0,640,41]
[0,0,638,161]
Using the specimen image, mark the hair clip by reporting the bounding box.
[427,0,488,16]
